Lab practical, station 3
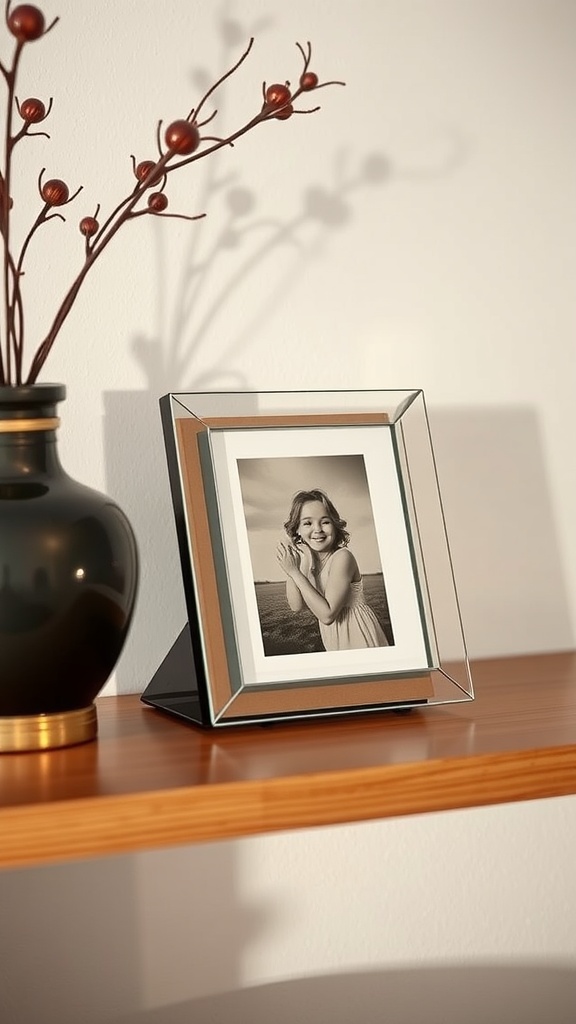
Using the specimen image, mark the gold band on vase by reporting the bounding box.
[0,705,98,753]
[0,417,61,433]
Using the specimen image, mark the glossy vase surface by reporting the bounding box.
[0,384,138,752]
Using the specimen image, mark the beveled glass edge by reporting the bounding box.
[397,391,473,700]
[167,389,423,424]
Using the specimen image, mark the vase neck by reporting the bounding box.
[0,428,64,478]
[0,385,66,478]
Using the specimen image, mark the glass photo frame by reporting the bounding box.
[142,389,473,726]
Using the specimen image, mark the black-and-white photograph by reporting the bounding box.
[236,454,395,658]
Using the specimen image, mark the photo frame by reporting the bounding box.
[142,390,473,726]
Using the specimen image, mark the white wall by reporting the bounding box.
[1,1,575,1021]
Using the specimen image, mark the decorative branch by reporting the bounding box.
[0,4,344,386]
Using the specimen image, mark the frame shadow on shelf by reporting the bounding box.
[142,389,473,728]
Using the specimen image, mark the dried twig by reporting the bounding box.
[0,4,344,385]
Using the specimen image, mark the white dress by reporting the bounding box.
[316,555,389,652]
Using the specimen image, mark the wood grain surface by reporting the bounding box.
[1,652,576,869]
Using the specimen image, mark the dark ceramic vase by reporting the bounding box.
[0,384,138,752]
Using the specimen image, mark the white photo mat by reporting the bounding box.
[208,424,433,687]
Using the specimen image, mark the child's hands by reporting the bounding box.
[295,540,314,577]
[276,540,301,576]
[276,536,315,578]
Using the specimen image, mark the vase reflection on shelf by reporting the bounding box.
[0,383,139,753]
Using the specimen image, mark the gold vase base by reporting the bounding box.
[0,705,98,753]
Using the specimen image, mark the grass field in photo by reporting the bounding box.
[254,574,393,657]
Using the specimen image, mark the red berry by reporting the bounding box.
[265,83,291,107]
[148,192,168,212]
[41,179,69,206]
[164,119,200,155]
[79,216,99,237]
[275,104,293,121]
[299,71,319,91]
[8,4,45,41]
[135,160,162,185]
[19,96,46,123]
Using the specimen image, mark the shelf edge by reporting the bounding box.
[1,743,576,870]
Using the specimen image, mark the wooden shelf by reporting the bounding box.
[1,651,576,870]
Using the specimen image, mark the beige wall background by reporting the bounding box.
[0,1,575,1021]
